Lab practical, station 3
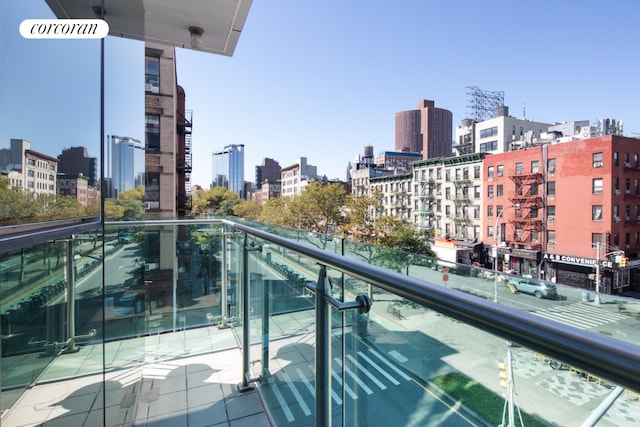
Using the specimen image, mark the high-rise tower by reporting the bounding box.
[395,100,453,160]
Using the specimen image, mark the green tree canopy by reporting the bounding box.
[288,181,346,233]
[232,199,262,220]
[191,187,239,215]
[258,196,292,227]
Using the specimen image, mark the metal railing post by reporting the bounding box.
[241,233,251,389]
[63,238,77,353]
[262,272,270,376]
[315,266,331,427]
[241,233,262,390]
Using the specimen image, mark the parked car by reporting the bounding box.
[508,278,557,299]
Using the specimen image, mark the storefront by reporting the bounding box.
[541,252,633,293]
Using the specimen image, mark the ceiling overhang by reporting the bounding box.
[45,0,252,56]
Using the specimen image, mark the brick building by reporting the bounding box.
[484,135,640,293]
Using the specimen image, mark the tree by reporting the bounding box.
[341,190,382,244]
[191,187,239,215]
[104,199,125,219]
[119,186,145,201]
[233,199,262,220]
[258,196,292,227]
[288,181,346,234]
[0,181,39,225]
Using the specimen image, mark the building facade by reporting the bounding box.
[57,146,98,188]
[109,135,144,198]
[455,106,551,155]
[484,135,640,292]
[255,157,281,187]
[57,174,89,206]
[0,139,58,196]
[280,157,317,198]
[212,144,245,198]
[395,100,453,159]
[413,154,485,242]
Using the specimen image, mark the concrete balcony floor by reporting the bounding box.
[2,326,270,427]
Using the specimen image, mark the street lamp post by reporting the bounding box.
[494,204,520,303]
[593,241,624,305]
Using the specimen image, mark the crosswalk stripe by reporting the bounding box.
[533,303,628,330]
[358,351,401,385]
[270,377,295,422]
[369,349,412,381]
[331,369,358,400]
[334,358,374,395]
[308,365,344,405]
[346,354,387,390]
[279,370,311,416]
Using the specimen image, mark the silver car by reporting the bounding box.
[508,278,557,299]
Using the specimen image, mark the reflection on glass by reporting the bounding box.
[0,1,100,225]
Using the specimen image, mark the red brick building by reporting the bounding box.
[484,135,640,293]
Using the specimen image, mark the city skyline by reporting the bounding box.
[3,1,640,190]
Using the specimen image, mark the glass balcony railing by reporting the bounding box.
[2,218,640,426]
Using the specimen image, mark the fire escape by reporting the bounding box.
[177,109,193,215]
[417,170,437,230]
[507,167,543,251]
[453,172,472,239]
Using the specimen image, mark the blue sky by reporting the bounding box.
[3,1,640,188]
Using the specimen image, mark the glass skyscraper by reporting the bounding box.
[110,135,144,197]
[212,144,244,197]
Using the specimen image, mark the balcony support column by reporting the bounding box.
[315,265,331,427]
[241,233,262,390]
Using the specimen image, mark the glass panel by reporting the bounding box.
[0,1,100,226]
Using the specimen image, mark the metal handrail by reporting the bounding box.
[13,218,639,392]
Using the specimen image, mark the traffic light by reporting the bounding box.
[498,361,509,388]
[620,256,628,268]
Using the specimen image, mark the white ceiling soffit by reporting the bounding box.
[44,0,252,56]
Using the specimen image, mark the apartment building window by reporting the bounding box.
[145,56,160,93]
[635,154,639,167]
[497,165,504,177]
[593,152,604,168]
[445,205,451,217]
[496,205,503,216]
[592,233,603,246]
[473,206,480,219]
[488,185,494,199]
[592,205,603,221]
[515,163,523,175]
[636,232,639,247]
[613,233,619,247]
[615,177,620,193]
[487,205,494,218]
[480,140,498,151]
[626,233,631,248]
[614,205,620,221]
[548,205,556,220]
[626,178,631,194]
[474,166,480,179]
[548,158,556,174]
[145,114,160,151]
[547,181,556,198]
[625,153,630,166]
[592,178,603,194]
[531,161,539,173]
[27,170,34,177]
[474,186,480,198]
[614,152,619,167]
[626,205,631,221]
[548,230,556,245]
[531,229,539,242]
[497,184,503,197]
[480,126,498,138]
[445,188,451,199]
[487,166,494,180]
[531,206,538,218]
[488,225,494,239]
[531,182,538,196]
[445,170,451,181]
